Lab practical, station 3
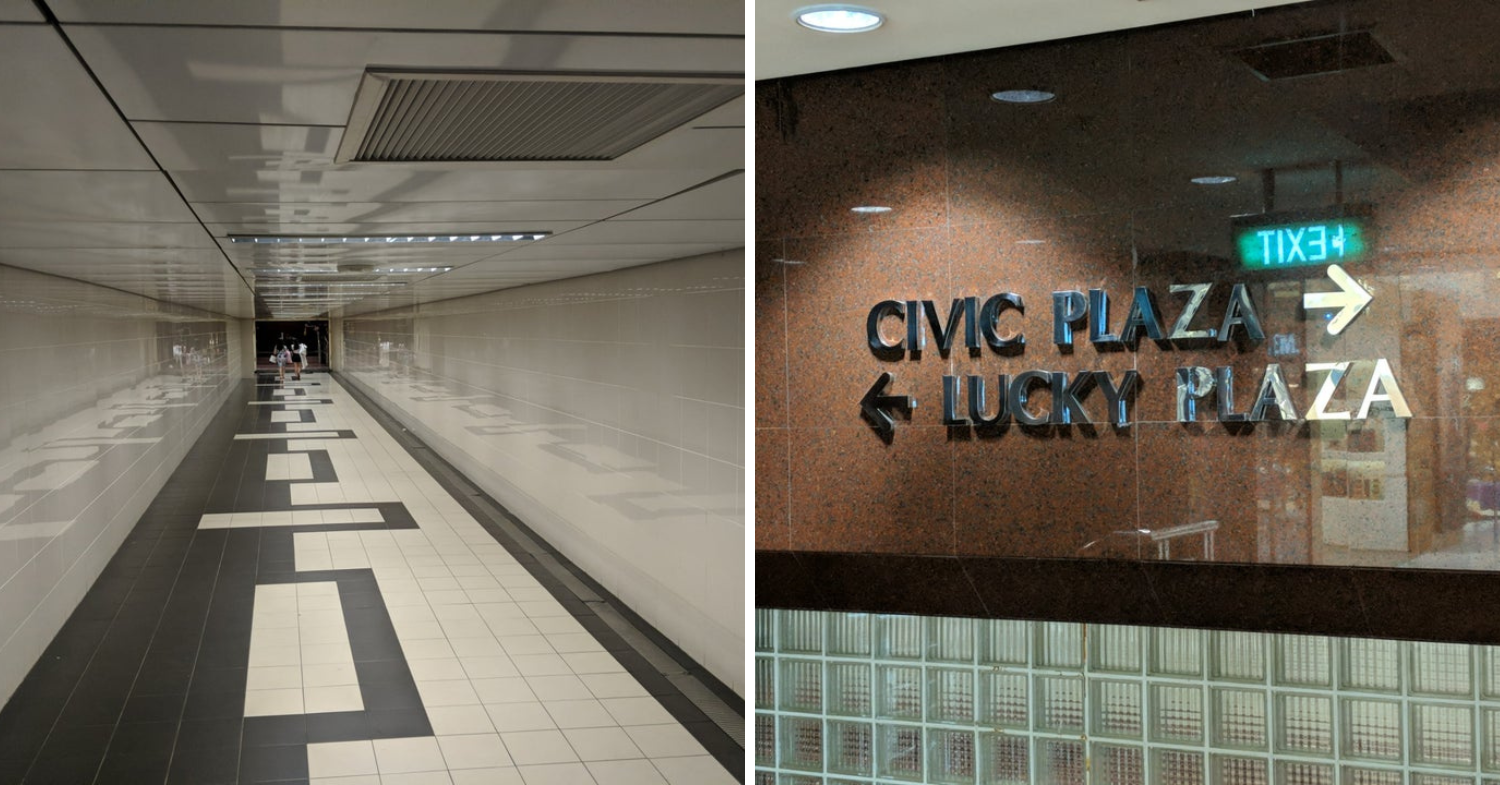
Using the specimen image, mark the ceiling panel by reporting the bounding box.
[190,200,647,225]
[0,26,155,170]
[0,2,41,22]
[537,220,744,246]
[50,0,742,35]
[205,221,588,239]
[165,168,726,204]
[0,171,200,223]
[472,241,741,264]
[616,173,745,221]
[0,222,216,249]
[65,26,744,124]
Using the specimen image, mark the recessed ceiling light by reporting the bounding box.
[991,89,1056,104]
[795,4,884,33]
[1191,175,1238,185]
[227,233,550,244]
[850,205,892,214]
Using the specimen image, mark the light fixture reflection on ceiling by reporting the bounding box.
[991,89,1056,104]
[795,4,884,33]
[850,205,892,214]
[1191,175,1238,185]
[228,233,550,244]
[378,267,454,274]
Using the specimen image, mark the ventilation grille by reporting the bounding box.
[1230,30,1396,81]
[341,72,742,163]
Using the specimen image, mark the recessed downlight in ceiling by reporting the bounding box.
[850,205,892,214]
[991,89,1056,104]
[795,5,885,33]
[1191,175,1238,185]
[228,233,550,244]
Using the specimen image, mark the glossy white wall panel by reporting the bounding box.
[0,171,198,223]
[342,249,744,694]
[0,264,241,706]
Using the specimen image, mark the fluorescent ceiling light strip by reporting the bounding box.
[228,233,550,244]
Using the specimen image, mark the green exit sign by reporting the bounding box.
[1234,215,1369,270]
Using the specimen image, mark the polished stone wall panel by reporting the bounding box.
[757,0,1500,575]
[341,250,744,694]
[0,264,240,705]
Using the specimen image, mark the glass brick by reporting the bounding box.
[1036,737,1086,785]
[825,661,872,717]
[980,731,1030,785]
[777,775,822,785]
[980,671,1029,728]
[877,665,923,721]
[1342,698,1402,761]
[1155,748,1207,785]
[1412,703,1475,768]
[1342,638,1401,693]
[981,619,1029,665]
[754,770,774,785]
[1485,708,1500,772]
[1483,648,1500,699]
[1412,642,1473,697]
[1340,768,1403,785]
[779,658,822,712]
[827,612,872,656]
[928,728,977,784]
[879,615,924,660]
[877,724,924,782]
[1278,635,1332,687]
[1213,754,1268,785]
[1035,674,1086,733]
[1036,621,1085,669]
[1411,776,1475,785]
[778,715,823,771]
[756,608,775,652]
[928,668,976,724]
[1092,679,1144,739]
[1215,688,1269,749]
[1213,630,1267,682]
[929,617,976,663]
[779,610,823,654]
[1091,624,1143,673]
[1152,683,1204,744]
[755,656,775,709]
[1277,693,1334,755]
[755,713,775,765]
[825,720,873,776]
[1092,742,1145,785]
[1277,760,1334,785]
[1152,627,1205,677]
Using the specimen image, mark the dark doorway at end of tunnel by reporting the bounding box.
[255,320,330,372]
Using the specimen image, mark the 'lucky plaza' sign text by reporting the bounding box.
[860,264,1410,439]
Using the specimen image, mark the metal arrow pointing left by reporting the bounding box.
[1303,264,1373,336]
[860,372,915,440]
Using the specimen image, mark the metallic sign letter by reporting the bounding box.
[1249,364,1297,421]
[1304,362,1352,421]
[1219,284,1266,343]
[867,300,905,352]
[1050,371,1095,424]
[1010,370,1054,426]
[1089,289,1121,345]
[1119,286,1165,343]
[1215,366,1249,423]
[968,375,1010,426]
[1053,290,1087,347]
[906,300,925,352]
[1356,358,1413,419]
[942,375,969,425]
[923,299,965,354]
[1176,367,1215,422]
[979,293,1025,352]
[1095,370,1140,427]
[1168,283,1216,341]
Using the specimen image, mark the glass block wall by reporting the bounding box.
[754,609,1500,785]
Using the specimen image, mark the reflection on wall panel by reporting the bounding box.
[0,264,241,705]
[340,249,744,693]
[756,608,1500,785]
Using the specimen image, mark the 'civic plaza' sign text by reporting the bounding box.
[860,265,1410,439]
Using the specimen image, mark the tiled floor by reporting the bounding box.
[0,371,742,784]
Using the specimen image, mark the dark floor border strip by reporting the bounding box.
[333,371,745,780]
[756,550,1500,643]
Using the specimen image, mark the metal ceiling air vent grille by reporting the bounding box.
[1230,30,1396,81]
[338,71,743,163]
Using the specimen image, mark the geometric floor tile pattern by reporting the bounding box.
[0,371,741,784]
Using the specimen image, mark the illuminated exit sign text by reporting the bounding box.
[1234,215,1369,270]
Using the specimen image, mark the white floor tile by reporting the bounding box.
[580,673,648,699]
[583,760,667,785]
[543,700,617,730]
[449,768,524,785]
[524,675,592,702]
[308,740,379,778]
[245,688,304,716]
[516,762,597,785]
[623,725,706,758]
[436,733,512,770]
[484,702,556,733]
[417,679,482,707]
[380,771,454,785]
[427,705,496,736]
[599,698,675,727]
[373,736,447,775]
[305,684,364,713]
[563,727,644,761]
[649,755,738,785]
[500,731,579,766]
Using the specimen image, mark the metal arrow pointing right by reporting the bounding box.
[1303,264,1373,336]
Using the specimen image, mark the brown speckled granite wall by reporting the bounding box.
[756,0,1500,582]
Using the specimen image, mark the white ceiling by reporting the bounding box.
[0,1,744,319]
[756,0,1314,80]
